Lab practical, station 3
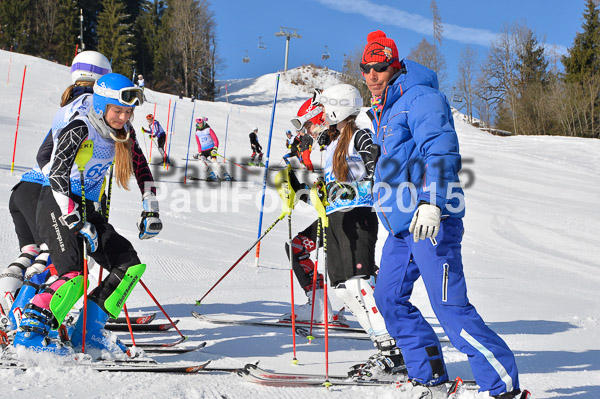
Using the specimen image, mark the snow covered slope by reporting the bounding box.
[0,49,599,398]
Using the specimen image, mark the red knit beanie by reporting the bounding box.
[362,30,402,68]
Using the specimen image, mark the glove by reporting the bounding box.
[193,153,200,160]
[137,192,162,239]
[211,147,218,157]
[408,203,441,243]
[141,127,148,134]
[326,182,357,201]
[79,222,98,252]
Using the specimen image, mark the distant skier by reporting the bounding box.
[282,130,301,166]
[193,117,233,181]
[249,127,263,166]
[137,74,144,90]
[142,114,168,164]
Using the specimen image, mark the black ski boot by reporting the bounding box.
[348,336,406,380]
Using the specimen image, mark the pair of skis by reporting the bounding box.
[238,363,477,391]
[191,312,451,343]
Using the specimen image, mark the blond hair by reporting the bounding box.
[60,81,95,107]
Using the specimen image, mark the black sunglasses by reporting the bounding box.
[360,61,392,74]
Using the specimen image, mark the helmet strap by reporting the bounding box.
[88,109,130,143]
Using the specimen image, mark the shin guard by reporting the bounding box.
[103,264,146,318]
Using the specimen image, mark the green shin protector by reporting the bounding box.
[104,264,146,319]
[49,276,86,327]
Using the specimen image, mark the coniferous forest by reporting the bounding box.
[0,0,217,101]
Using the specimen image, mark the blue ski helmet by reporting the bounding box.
[92,73,144,116]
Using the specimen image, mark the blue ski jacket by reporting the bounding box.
[368,59,465,236]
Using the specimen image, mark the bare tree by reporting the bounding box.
[478,22,529,133]
[430,0,443,74]
[407,38,447,89]
[341,44,370,105]
[456,45,477,124]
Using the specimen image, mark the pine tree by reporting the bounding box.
[561,0,600,137]
[517,29,549,89]
[97,0,135,76]
[562,0,600,83]
[0,0,33,52]
[54,0,79,65]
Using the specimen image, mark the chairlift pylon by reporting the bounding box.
[321,45,330,61]
[258,36,266,50]
[242,50,250,64]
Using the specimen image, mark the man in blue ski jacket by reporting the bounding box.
[362,30,524,399]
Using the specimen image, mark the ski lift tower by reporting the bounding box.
[274,27,301,72]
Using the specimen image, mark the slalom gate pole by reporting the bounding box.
[254,73,280,267]
[10,65,26,175]
[163,99,172,169]
[123,304,137,347]
[223,113,229,164]
[139,279,186,339]
[307,219,321,342]
[195,215,283,305]
[216,153,256,174]
[183,101,197,184]
[149,104,157,163]
[166,101,177,171]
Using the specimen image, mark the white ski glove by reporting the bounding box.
[137,192,162,239]
[409,203,441,243]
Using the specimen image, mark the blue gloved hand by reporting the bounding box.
[137,192,162,239]
[79,222,98,252]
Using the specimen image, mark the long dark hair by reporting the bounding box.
[332,116,357,182]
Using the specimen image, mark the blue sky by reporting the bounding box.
[211,0,587,88]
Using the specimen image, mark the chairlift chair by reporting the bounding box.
[258,36,266,50]
[322,45,330,61]
[451,87,463,103]
[242,50,250,64]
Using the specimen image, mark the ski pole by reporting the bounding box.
[215,152,256,174]
[310,183,331,387]
[287,212,298,364]
[195,215,283,305]
[74,140,94,354]
[139,279,187,340]
[307,218,321,343]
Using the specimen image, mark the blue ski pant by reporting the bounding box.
[373,218,519,396]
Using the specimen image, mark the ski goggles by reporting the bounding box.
[93,83,145,106]
[290,105,323,130]
[359,60,395,74]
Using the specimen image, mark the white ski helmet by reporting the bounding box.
[71,50,112,84]
[317,84,363,125]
